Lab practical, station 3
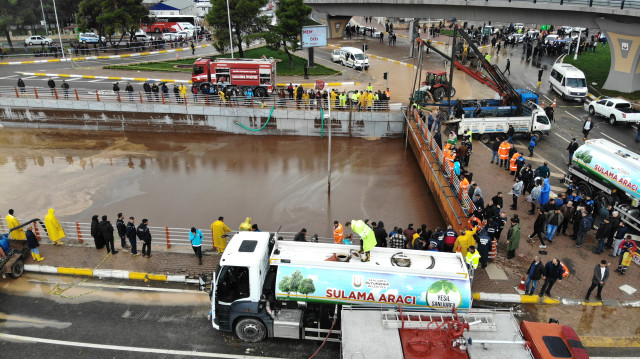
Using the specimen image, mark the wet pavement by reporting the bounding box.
[0,128,444,237]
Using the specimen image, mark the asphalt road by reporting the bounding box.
[0,275,339,359]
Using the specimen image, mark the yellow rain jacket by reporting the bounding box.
[453,227,477,257]
[211,219,231,252]
[350,220,377,252]
[5,214,26,240]
[239,217,252,231]
[44,208,65,242]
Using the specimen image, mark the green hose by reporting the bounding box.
[320,107,324,138]
[234,106,275,131]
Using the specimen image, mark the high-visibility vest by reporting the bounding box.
[385,90,391,99]
[460,179,470,193]
[509,155,518,171]
[466,251,480,269]
[333,223,344,244]
[366,85,373,92]
[498,142,510,159]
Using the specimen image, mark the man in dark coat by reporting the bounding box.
[585,260,609,302]
[126,217,139,256]
[525,256,543,295]
[137,219,152,257]
[99,215,118,254]
[116,212,129,250]
[374,221,388,248]
[539,258,563,297]
[91,215,105,249]
[593,217,612,254]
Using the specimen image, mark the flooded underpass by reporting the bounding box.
[0,129,444,236]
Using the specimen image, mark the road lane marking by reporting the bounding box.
[580,336,640,348]
[0,333,285,358]
[564,110,582,122]
[601,133,627,147]
[27,279,199,293]
[553,132,570,142]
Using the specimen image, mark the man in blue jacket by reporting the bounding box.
[190,227,204,265]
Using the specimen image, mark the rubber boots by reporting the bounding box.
[31,252,37,261]
[361,251,371,262]
[36,254,44,261]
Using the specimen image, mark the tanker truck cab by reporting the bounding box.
[209,232,473,343]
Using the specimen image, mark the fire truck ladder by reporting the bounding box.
[381,311,497,331]
[454,27,524,112]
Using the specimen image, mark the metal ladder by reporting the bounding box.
[382,311,497,332]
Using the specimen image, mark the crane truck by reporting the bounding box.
[205,232,589,359]
[565,138,640,231]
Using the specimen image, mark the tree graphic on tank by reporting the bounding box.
[278,269,316,298]
[426,280,462,308]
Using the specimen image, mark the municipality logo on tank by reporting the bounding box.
[425,280,462,308]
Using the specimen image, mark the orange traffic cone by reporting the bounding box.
[541,100,545,108]
[552,98,557,107]
[517,276,527,292]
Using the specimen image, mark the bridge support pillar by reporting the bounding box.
[320,15,351,39]
[595,17,640,93]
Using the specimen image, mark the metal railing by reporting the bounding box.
[477,0,639,9]
[407,108,477,220]
[0,218,338,250]
[4,85,391,112]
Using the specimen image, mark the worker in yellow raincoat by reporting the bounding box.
[211,216,232,253]
[44,208,65,245]
[5,209,26,240]
[345,220,377,262]
[239,217,252,231]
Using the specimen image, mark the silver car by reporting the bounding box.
[25,35,53,46]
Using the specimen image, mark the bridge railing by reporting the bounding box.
[486,0,639,9]
[1,85,391,112]
[0,218,337,250]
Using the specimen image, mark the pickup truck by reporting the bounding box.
[587,98,640,125]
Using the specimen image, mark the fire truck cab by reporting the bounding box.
[192,57,277,98]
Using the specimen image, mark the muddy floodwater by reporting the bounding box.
[0,129,443,237]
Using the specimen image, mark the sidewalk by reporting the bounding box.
[463,135,640,304]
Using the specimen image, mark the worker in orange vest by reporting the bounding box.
[460,176,470,199]
[509,153,519,175]
[498,139,511,169]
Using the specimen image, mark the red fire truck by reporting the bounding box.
[191,57,277,97]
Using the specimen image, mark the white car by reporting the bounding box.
[79,32,105,43]
[134,34,152,42]
[544,34,561,45]
[162,33,180,42]
[331,49,343,63]
[25,35,53,46]
[587,98,640,125]
[558,26,573,34]
[508,33,524,43]
[176,31,192,39]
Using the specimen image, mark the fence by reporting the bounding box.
[0,218,336,250]
[4,85,390,112]
[406,107,477,220]
[503,0,640,9]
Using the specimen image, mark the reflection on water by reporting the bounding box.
[0,129,443,237]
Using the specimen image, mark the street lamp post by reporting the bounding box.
[226,0,234,58]
[39,0,47,34]
[52,0,66,59]
[573,28,583,60]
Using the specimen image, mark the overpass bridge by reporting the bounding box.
[306,0,640,92]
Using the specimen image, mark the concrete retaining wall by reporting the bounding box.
[0,97,404,137]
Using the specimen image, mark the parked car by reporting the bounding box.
[134,34,152,42]
[587,98,640,125]
[331,49,343,63]
[508,33,524,43]
[162,32,181,42]
[25,35,52,46]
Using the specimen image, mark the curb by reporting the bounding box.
[24,264,201,284]
[18,72,360,88]
[472,291,637,307]
[0,43,214,66]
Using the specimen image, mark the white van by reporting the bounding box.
[339,47,369,70]
[549,63,588,102]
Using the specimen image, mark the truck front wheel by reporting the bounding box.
[588,106,595,116]
[254,87,267,98]
[235,318,267,342]
[609,115,617,125]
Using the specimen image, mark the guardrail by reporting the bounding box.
[0,218,338,250]
[468,0,639,9]
[406,108,477,220]
[3,85,391,112]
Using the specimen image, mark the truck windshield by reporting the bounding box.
[354,54,365,61]
[193,65,204,75]
[566,78,586,88]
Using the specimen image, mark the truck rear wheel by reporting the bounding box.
[479,134,492,144]
[594,192,614,210]
[588,106,595,116]
[576,181,592,199]
[235,318,266,342]
[254,87,267,98]
[609,115,617,125]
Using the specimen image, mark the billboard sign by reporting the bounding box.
[275,265,472,309]
[301,25,327,48]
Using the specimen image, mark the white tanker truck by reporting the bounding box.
[565,139,640,230]
[204,232,589,358]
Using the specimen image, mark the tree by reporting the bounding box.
[263,0,311,69]
[77,0,149,43]
[297,278,316,298]
[206,0,268,57]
